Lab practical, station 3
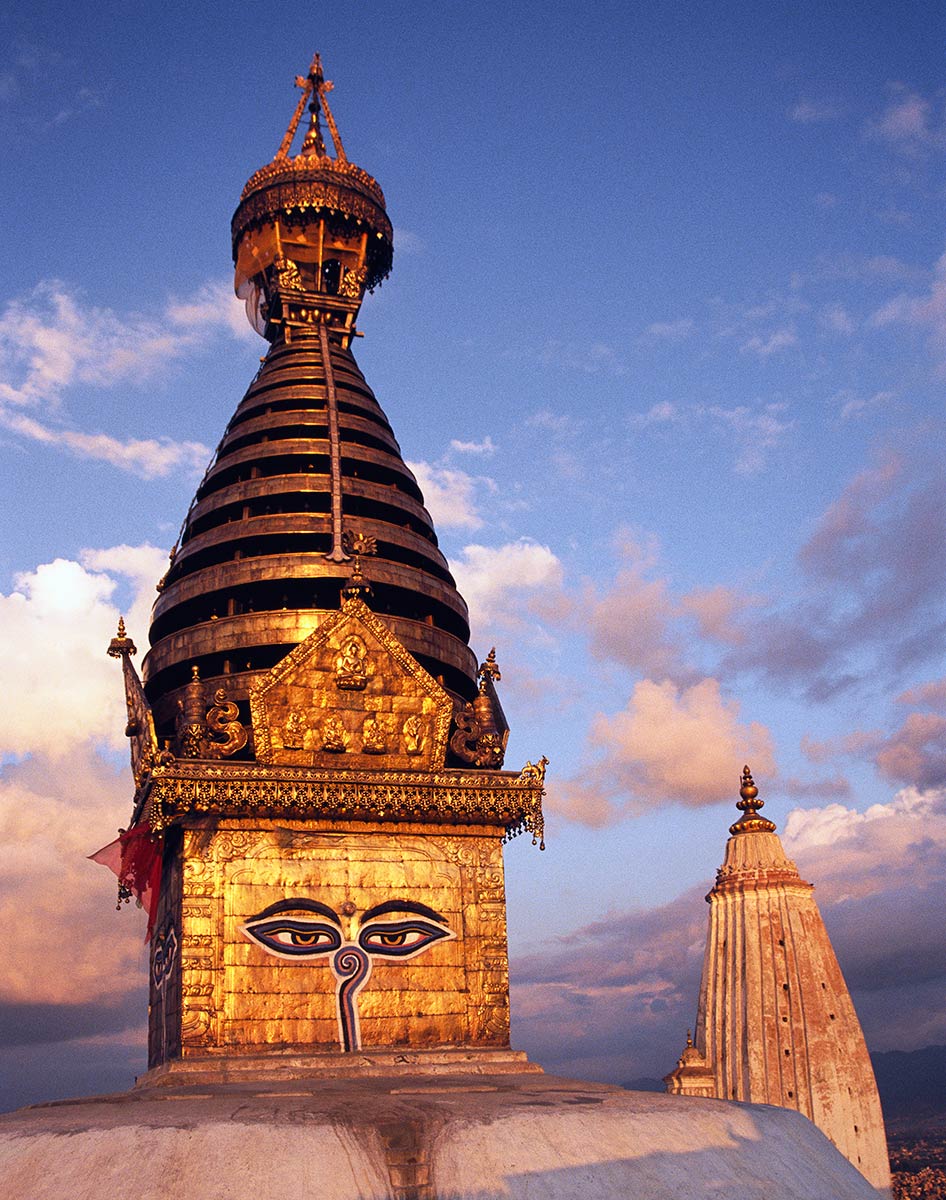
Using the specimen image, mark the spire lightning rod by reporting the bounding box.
[274,53,321,161]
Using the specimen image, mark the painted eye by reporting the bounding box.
[358,918,454,958]
[242,918,342,960]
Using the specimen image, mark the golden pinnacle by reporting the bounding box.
[730,764,776,836]
[107,615,137,659]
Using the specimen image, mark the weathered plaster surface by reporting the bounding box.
[0,1074,884,1199]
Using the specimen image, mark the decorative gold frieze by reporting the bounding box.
[249,596,454,771]
[145,760,545,849]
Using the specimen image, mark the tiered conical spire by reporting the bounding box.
[666,768,891,1194]
[142,59,477,739]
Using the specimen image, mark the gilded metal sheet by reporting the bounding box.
[249,596,454,770]
[168,821,510,1061]
[146,759,545,848]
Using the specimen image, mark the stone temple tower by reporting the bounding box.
[665,767,891,1194]
[101,56,546,1083]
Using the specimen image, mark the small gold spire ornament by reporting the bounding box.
[729,764,777,835]
[477,647,501,691]
[107,616,137,658]
[341,530,378,602]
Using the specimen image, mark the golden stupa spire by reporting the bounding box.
[728,764,777,835]
[275,53,347,164]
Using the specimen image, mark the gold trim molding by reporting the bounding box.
[145,760,545,846]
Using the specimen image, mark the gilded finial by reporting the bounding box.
[478,647,501,692]
[275,53,348,164]
[341,530,377,602]
[107,616,137,659]
[729,764,777,835]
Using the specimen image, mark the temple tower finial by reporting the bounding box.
[729,763,776,834]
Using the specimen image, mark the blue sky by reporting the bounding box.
[1,0,945,1107]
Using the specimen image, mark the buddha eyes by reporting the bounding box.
[241,902,455,963]
[358,919,452,958]
[241,918,342,959]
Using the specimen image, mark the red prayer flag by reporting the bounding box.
[90,823,163,940]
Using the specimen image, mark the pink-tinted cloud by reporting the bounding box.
[874,713,946,791]
[866,87,943,151]
[679,585,759,646]
[897,678,946,710]
[0,751,146,1008]
[0,548,159,1040]
[587,535,683,679]
[552,678,775,824]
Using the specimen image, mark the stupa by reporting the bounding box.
[97,54,547,1081]
[665,767,891,1194]
[0,59,884,1200]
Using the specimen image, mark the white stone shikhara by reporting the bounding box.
[666,777,891,1196]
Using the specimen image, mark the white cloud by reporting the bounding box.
[820,304,855,335]
[407,460,487,530]
[640,319,694,342]
[630,401,678,426]
[0,279,247,477]
[539,339,626,375]
[783,786,946,896]
[703,403,792,474]
[451,540,564,629]
[0,409,209,479]
[167,279,255,341]
[835,389,894,421]
[740,328,797,357]
[868,247,946,367]
[449,436,496,455]
[0,545,165,760]
[0,283,179,407]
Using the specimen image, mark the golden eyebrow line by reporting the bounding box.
[362,899,447,923]
[249,898,341,923]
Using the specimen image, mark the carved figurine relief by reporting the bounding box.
[361,714,390,754]
[402,714,424,756]
[283,709,306,750]
[335,634,369,690]
[320,714,349,752]
[241,897,455,1051]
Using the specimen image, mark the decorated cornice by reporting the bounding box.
[144,758,545,847]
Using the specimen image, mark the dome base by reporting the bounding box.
[1,1073,885,1199]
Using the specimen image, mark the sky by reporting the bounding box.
[1,0,945,1110]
